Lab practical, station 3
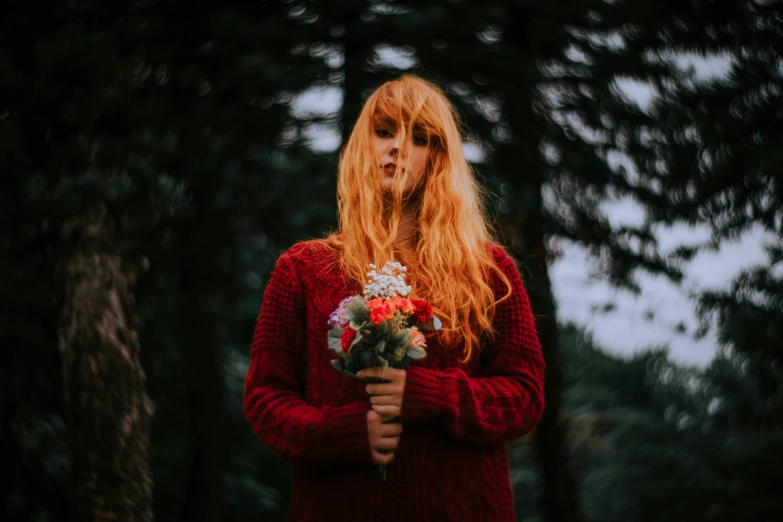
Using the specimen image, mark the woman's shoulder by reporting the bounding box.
[280,237,338,261]
[277,238,343,284]
[481,240,527,296]
[484,240,518,270]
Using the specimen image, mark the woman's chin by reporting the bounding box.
[380,177,397,190]
[380,176,417,197]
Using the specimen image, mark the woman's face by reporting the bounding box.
[372,121,431,196]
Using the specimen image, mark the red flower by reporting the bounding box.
[340,326,358,353]
[367,298,384,310]
[370,300,396,325]
[391,296,414,315]
[410,299,433,324]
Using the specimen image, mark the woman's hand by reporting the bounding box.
[358,367,407,422]
[366,409,401,465]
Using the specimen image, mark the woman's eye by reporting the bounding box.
[413,135,429,146]
[375,129,393,138]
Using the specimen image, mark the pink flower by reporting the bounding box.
[410,329,427,349]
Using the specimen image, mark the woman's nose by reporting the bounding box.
[390,135,401,156]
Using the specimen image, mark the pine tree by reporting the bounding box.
[0,2,165,518]
[556,294,783,522]
[537,6,783,516]
[110,2,335,519]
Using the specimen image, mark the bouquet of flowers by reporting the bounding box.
[326,261,441,479]
[327,261,441,378]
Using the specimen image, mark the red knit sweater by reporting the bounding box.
[243,240,546,522]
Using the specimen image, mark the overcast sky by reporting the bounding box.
[551,203,774,368]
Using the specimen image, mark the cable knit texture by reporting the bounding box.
[244,240,546,522]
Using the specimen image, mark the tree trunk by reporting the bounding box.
[504,75,582,522]
[54,203,154,521]
[518,206,581,522]
[501,191,581,522]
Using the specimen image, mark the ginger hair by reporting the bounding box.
[309,74,515,362]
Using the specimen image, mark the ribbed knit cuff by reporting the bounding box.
[402,366,449,422]
[321,401,374,465]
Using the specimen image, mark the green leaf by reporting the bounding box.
[356,349,374,369]
[353,320,372,335]
[328,337,344,354]
[345,296,369,325]
[389,329,411,349]
[327,327,345,353]
[350,330,365,350]
[377,321,390,337]
[331,358,357,377]
[406,344,427,359]
[344,357,359,374]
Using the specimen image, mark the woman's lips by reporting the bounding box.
[383,164,403,175]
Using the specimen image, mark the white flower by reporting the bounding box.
[362,261,412,300]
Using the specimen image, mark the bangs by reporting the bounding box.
[371,85,442,144]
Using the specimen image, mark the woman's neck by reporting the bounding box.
[393,199,418,247]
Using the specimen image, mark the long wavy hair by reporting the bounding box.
[314,74,515,362]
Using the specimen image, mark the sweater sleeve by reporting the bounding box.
[243,250,374,466]
[400,252,546,444]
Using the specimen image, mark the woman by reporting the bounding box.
[244,74,545,521]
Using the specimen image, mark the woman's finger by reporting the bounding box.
[373,404,401,418]
[366,383,402,396]
[358,367,404,381]
[379,422,403,437]
[370,394,401,406]
[371,449,395,465]
[374,436,400,451]
[357,367,383,380]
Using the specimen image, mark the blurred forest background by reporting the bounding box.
[2,0,781,521]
